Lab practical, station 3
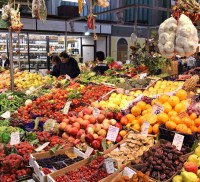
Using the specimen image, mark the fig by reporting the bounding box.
[168,153,173,160]
[154,166,162,171]
[164,170,170,174]
[160,174,166,180]
[174,160,180,165]
[157,159,162,165]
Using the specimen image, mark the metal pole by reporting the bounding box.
[17,33,21,70]
[9,28,14,92]
[134,0,138,34]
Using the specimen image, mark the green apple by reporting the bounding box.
[195,146,200,157]
[188,154,199,165]
[181,171,198,182]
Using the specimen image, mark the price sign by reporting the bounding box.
[152,103,164,115]
[172,133,184,151]
[93,107,100,117]
[10,132,20,145]
[123,167,136,178]
[63,101,72,114]
[140,73,147,79]
[106,125,119,142]
[1,111,10,119]
[141,122,150,137]
[125,90,129,94]
[35,142,50,152]
[84,146,94,158]
[105,158,114,174]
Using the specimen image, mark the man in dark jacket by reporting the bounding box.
[0,53,9,69]
[58,52,80,79]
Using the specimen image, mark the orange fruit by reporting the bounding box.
[176,89,187,101]
[197,126,200,133]
[168,110,177,117]
[195,118,200,127]
[131,106,141,116]
[146,104,151,109]
[190,125,198,133]
[168,96,180,107]
[187,128,192,134]
[132,123,140,131]
[166,121,176,130]
[174,103,186,113]
[182,117,193,127]
[136,101,147,111]
[142,110,148,116]
[138,116,146,126]
[131,119,138,125]
[148,125,153,134]
[170,115,181,125]
[152,124,160,134]
[157,113,169,124]
[190,113,197,120]
[147,115,157,125]
[126,114,135,123]
[176,124,188,133]
[163,103,172,113]
[158,94,169,104]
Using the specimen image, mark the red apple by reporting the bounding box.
[97,136,104,142]
[88,124,95,129]
[85,134,94,143]
[69,127,78,136]
[120,116,129,125]
[93,133,99,139]
[88,115,96,124]
[102,122,110,130]
[91,140,101,149]
[64,124,72,133]
[78,112,84,118]
[59,122,67,130]
[83,114,90,120]
[114,112,123,121]
[77,129,85,138]
[80,119,90,129]
[69,117,76,124]
[62,132,69,140]
[76,117,83,124]
[110,119,117,125]
[98,129,107,137]
[184,162,198,174]
[114,122,123,130]
[100,110,105,115]
[83,108,93,115]
[97,114,105,123]
[72,122,80,130]
[68,136,75,143]
[73,139,81,146]
[106,111,114,119]
[87,126,94,134]
[94,123,101,132]
[115,134,123,143]
[103,119,110,124]
[62,118,69,124]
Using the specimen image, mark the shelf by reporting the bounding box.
[13,59,47,62]
[0,43,7,45]
[29,44,46,46]
[0,50,7,52]
[29,51,47,53]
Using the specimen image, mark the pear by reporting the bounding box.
[197,169,200,178]
[188,154,199,165]
[173,175,183,182]
[195,146,200,157]
[181,171,198,182]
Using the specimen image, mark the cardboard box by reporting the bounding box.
[29,147,84,182]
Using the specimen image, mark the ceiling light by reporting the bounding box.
[84,31,90,36]
[62,0,86,3]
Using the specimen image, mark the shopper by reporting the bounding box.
[58,51,80,79]
[177,56,183,74]
[195,52,200,67]
[92,51,109,74]
[186,56,196,70]
[46,55,60,77]
[0,53,9,69]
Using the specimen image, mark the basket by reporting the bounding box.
[159,124,197,147]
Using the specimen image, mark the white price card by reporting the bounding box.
[172,133,184,151]
[152,103,164,115]
[125,90,129,94]
[105,158,114,174]
[1,111,10,119]
[93,107,100,117]
[63,101,72,114]
[123,167,136,178]
[106,125,119,142]
[84,146,94,158]
[141,122,150,137]
[35,142,50,152]
[10,132,20,145]
[140,73,147,79]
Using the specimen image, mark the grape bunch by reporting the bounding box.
[141,96,153,105]
[187,102,200,116]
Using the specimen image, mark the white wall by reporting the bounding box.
[96,36,106,55]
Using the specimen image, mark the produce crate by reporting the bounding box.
[29,147,84,182]
[47,157,117,182]
[159,124,198,147]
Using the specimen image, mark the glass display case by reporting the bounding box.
[49,35,65,55]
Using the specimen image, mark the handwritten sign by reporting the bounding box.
[63,101,72,114]
[10,132,20,145]
[123,167,136,178]
[84,146,94,158]
[152,103,164,115]
[106,125,119,142]
[140,73,147,79]
[141,122,150,137]
[35,142,50,152]
[172,133,184,151]
[93,107,100,117]
[105,158,114,174]
[1,111,10,119]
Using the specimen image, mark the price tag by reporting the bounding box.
[63,101,72,114]
[10,132,20,145]
[35,142,50,152]
[93,107,100,117]
[106,125,119,142]
[141,122,150,137]
[140,73,147,79]
[1,111,10,119]
[152,103,164,115]
[123,167,136,178]
[125,90,129,94]
[172,133,184,151]
[105,158,114,174]
[84,146,94,158]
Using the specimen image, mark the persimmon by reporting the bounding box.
[176,124,188,133]
[136,101,147,111]
[187,128,192,134]
[174,103,186,113]
[190,113,197,120]
[166,121,176,130]
[190,125,198,133]
[163,103,172,113]
[182,117,193,127]
[168,96,180,107]
[131,106,141,116]
[168,110,177,116]
[157,113,169,124]
[126,114,135,123]
[132,123,140,131]
[158,94,169,104]
[176,89,187,101]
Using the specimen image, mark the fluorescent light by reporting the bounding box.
[84,32,90,36]
[62,0,86,3]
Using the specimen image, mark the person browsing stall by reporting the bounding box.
[58,52,80,79]
[0,53,9,69]
[92,51,109,75]
[46,55,60,77]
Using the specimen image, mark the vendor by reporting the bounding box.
[46,55,60,77]
[58,52,80,79]
[195,52,200,67]
[92,51,109,75]
[0,53,9,69]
